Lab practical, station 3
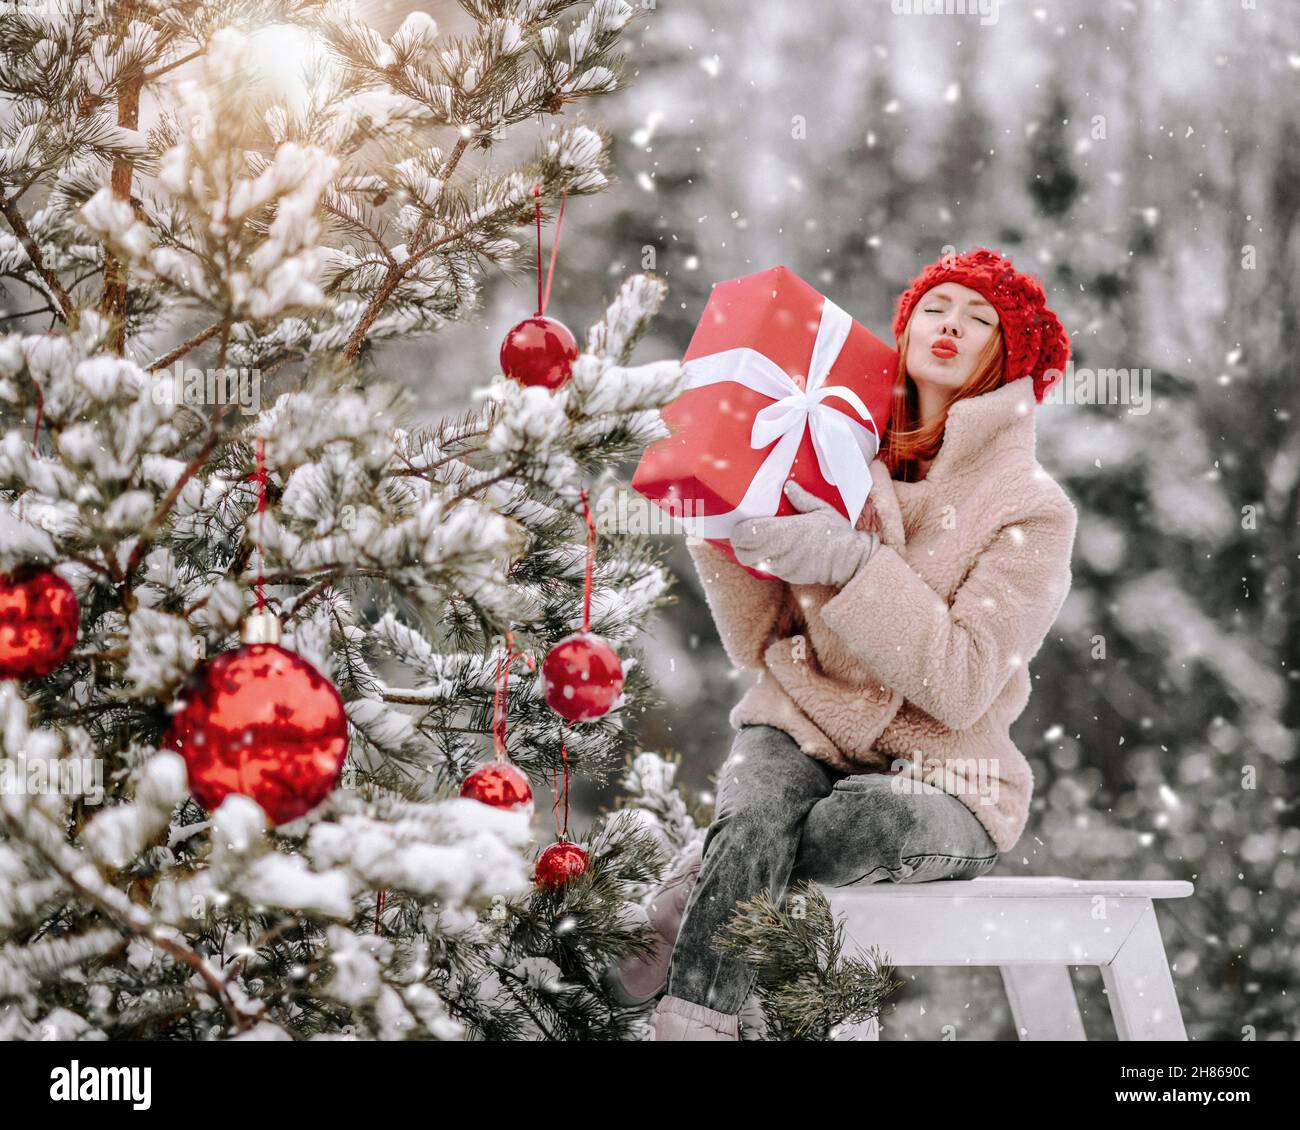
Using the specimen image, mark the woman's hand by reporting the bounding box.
[730,481,880,586]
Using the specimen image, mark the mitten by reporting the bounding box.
[730,482,879,587]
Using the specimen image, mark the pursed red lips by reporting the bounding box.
[930,339,959,359]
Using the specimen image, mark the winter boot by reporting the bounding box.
[646,993,739,1041]
[604,842,704,1006]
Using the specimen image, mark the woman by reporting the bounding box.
[616,248,1077,1040]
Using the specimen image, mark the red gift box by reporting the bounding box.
[632,265,897,580]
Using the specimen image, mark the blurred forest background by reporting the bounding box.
[384,0,1298,1041]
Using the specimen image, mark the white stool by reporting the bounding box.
[823,876,1193,1040]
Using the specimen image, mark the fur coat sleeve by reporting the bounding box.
[685,536,794,670]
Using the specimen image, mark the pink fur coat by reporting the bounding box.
[686,378,1077,853]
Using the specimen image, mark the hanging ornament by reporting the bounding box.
[536,839,589,888]
[460,760,533,812]
[535,723,588,889]
[163,439,348,826]
[164,615,349,825]
[0,565,79,681]
[540,633,623,723]
[460,630,536,814]
[499,182,577,389]
[0,384,79,682]
[539,489,624,722]
[499,316,578,390]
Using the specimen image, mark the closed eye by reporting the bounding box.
[924,305,993,326]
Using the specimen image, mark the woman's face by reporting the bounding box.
[904,282,1001,393]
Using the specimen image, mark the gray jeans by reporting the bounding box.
[666,723,999,1015]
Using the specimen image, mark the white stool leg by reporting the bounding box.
[1100,901,1187,1040]
[1000,965,1086,1039]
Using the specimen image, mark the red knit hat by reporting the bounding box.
[892,247,1071,403]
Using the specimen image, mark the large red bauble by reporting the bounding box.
[162,643,349,826]
[460,761,534,812]
[499,315,579,389]
[0,566,79,680]
[539,631,624,722]
[535,840,589,889]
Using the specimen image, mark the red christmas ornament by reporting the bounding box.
[538,488,625,722]
[540,631,624,722]
[499,315,578,389]
[535,839,589,889]
[0,566,79,680]
[536,723,585,889]
[461,630,536,814]
[460,760,534,813]
[499,181,577,389]
[162,614,348,826]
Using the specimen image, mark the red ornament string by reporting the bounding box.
[493,628,536,761]
[549,489,597,840]
[552,722,572,842]
[252,437,267,611]
[533,180,569,318]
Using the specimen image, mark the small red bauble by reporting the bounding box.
[460,761,534,813]
[535,840,589,889]
[163,642,349,826]
[539,631,624,722]
[0,566,79,680]
[499,315,579,389]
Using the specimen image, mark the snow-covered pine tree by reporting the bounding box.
[0,0,706,1040]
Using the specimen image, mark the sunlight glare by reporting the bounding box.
[248,23,329,111]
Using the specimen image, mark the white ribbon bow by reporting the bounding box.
[676,298,881,541]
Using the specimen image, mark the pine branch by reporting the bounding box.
[124,347,238,586]
[141,47,205,85]
[0,304,57,324]
[0,800,255,1035]
[710,882,899,1040]
[408,136,471,249]
[339,208,518,360]
[0,194,78,326]
[321,200,394,265]
[146,319,228,372]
